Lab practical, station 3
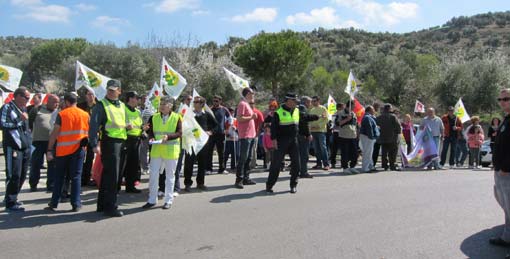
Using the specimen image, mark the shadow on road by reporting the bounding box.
[460,225,510,258]
[210,190,288,203]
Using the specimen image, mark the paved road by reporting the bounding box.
[0,161,508,259]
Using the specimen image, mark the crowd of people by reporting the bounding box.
[0,81,508,225]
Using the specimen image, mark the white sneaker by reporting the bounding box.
[158,191,164,198]
[173,192,179,197]
[342,168,352,174]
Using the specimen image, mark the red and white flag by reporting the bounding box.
[414,100,425,113]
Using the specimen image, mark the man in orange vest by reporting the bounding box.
[45,93,90,212]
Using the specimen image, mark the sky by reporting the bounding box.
[1,0,509,46]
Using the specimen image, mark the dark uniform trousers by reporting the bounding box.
[266,136,300,189]
[381,142,398,169]
[184,141,210,187]
[98,138,124,212]
[119,136,141,190]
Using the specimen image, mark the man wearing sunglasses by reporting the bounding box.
[0,87,32,212]
[491,89,510,247]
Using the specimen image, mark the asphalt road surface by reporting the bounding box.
[0,161,508,259]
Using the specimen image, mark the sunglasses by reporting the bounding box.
[497,97,510,102]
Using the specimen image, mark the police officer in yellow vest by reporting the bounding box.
[119,91,143,193]
[266,93,301,194]
[142,96,182,210]
[89,79,127,217]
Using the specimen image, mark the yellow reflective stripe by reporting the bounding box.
[56,139,81,147]
[59,130,88,136]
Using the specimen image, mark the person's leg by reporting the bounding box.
[389,143,399,169]
[339,138,349,169]
[372,142,380,166]
[29,141,46,189]
[243,138,255,180]
[449,138,457,166]
[460,141,468,166]
[148,158,162,204]
[69,148,85,209]
[139,138,150,172]
[381,143,389,170]
[360,135,371,172]
[349,138,359,168]
[473,148,480,167]
[249,136,258,169]
[495,172,510,241]
[196,147,207,186]
[330,133,338,168]
[159,170,166,192]
[236,139,250,183]
[82,143,95,185]
[469,148,475,167]
[298,135,310,176]
[266,138,287,189]
[99,140,123,212]
[49,155,67,208]
[183,153,195,187]
[46,157,56,191]
[318,133,330,167]
[440,137,451,166]
[311,132,321,167]
[125,138,140,190]
[163,159,177,204]
[217,134,226,173]
[224,141,232,170]
[287,138,300,188]
[173,160,180,193]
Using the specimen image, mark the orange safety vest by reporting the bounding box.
[56,106,90,157]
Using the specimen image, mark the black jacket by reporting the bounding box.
[298,105,319,137]
[271,104,299,140]
[494,114,510,172]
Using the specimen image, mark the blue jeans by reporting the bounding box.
[236,138,255,181]
[29,141,47,188]
[455,139,468,166]
[440,136,457,166]
[50,147,85,208]
[312,132,329,167]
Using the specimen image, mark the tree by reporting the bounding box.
[234,30,313,97]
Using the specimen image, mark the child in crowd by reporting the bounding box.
[262,125,274,170]
[467,116,484,169]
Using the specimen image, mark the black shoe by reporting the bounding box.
[6,204,25,212]
[290,187,297,194]
[126,188,142,193]
[142,203,156,209]
[311,165,322,169]
[104,210,123,217]
[489,237,510,247]
[300,174,314,179]
[71,206,81,212]
[96,207,104,212]
[265,188,274,193]
[162,203,171,210]
[30,186,38,192]
[197,185,208,191]
[184,186,192,192]
[235,181,244,189]
[218,169,225,174]
[87,180,97,187]
[243,179,256,185]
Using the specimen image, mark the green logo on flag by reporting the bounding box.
[164,70,179,86]
[0,67,9,81]
[86,71,101,88]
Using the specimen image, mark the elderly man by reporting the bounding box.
[0,87,32,211]
[420,108,444,170]
[29,94,59,192]
[376,104,402,171]
[490,88,510,247]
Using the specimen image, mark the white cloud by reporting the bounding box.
[333,0,419,26]
[286,7,360,29]
[91,16,130,34]
[154,0,200,13]
[230,7,277,23]
[11,0,72,23]
[192,9,209,16]
[75,3,97,11]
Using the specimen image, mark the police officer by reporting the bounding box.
[119,91,143,193]
[266,93,301,194]
[89,79,126,217]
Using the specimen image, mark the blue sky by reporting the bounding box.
[1,0,509,46]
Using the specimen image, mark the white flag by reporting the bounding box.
[454,98,470,123]
[160,57,187,99]
[223,67,249,91]
[344,70,358,97]
[0,64,23,92]
[181,108,209,155]
[75,61,111,100]
[144,82,163,116]
[414,100,425,113]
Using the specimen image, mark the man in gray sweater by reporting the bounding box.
[29,94,59,192]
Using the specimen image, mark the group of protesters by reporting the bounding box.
[0,80,508,224]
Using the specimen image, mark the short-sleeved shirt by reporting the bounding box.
[309,105,328,133]
[236,99,256,139]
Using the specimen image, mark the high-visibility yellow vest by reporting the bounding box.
[56,106,89,157]
[275,107,299,126]
[101,99,127,140]
[150,112,181,160]
[125,106,143,137]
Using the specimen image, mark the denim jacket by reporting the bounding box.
[360,114,379,140]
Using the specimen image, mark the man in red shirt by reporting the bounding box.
[249,101,264,169]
